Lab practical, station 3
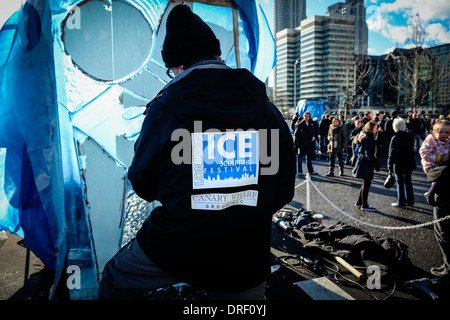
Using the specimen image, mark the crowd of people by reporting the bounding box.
[292,110,450,176]
[291,110,450,278]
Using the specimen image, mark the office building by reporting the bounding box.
[273,0,371,115]
[368,44,450,111]
[327,0,368,55]
[429,43,450,107]
[299,13,356,102]
[274,0,306,33]
[273,28,301,114]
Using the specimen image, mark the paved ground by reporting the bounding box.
[293,154,441,276]
[267,153,450,300]
[0,154,449,302]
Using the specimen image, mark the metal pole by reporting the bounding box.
[294,60,300,110]
[306,173,311,211]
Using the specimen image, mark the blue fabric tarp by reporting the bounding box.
[296,99,326,122]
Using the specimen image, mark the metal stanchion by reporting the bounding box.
[306,173,311,211]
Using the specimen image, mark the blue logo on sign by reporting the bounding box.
[192,131,259,189]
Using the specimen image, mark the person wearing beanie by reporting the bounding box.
[161,4,221,70]
[98,4,296,300]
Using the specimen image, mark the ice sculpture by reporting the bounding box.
[0,0,275,299]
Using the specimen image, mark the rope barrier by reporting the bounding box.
[295,175,450,231]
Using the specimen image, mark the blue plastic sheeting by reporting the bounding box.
[0,0,275,298]
[0,1,61,270]
[295,100,326,122]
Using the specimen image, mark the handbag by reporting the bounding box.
[384,173,396,188]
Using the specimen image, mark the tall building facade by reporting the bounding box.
[273,0,305,116]
[367,44,450,111]
[273,28,301,115]
[299,13,356,102]
[274,0,306,33]
[273,0,370,116]
[327,0,368,55]
[429,44,450,107]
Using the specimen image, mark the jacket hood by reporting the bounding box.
[156,62,268,130]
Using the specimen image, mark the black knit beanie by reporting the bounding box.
[161,4,221,68]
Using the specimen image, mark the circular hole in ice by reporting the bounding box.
[61,0,153,83]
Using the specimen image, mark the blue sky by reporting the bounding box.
[1,0,449,56]
[259,0,450,55]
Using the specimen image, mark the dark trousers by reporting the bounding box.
[434,194,450,273]
[297,153,314,174]
[98,239,266,300]
[320,137,328,153]
[356,178,372,207]
[329,152,344,171]
[395,172,414,206]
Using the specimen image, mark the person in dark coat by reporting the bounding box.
[407,112,421,151]
[326,117,347,176]
[426,159,450,278]
[318,114,331,158]
[352,121,381,212]
[98,5,296,300]
[387,118,416,207]
[384,111,398,143]
[294,111,318,176]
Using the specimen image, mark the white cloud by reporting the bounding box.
[366,4,386,32]
[382,0,450,22]
[368,46,395,55]
[426,23,450,44]
[383,47,396,54]
[369,1,450,48]
[387,25,410,44]
[404,43,429,49]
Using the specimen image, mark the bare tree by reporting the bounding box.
[326,33,379,121]
[384,14,433,112]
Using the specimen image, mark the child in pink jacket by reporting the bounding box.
[419,120,450,173]
[419,119,450,205]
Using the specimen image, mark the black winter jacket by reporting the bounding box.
[352,131,380,180]
[387,131,416,174]
[427,159,450,198]
[294,120,318,155]
[127,62,296,292]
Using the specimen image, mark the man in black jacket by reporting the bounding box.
[294,112,318,176]
[98,4,296,299]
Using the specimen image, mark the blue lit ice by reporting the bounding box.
[0,0,275,299]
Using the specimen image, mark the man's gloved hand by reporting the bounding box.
[425,182,437,207]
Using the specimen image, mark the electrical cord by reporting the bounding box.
[322,261,398,300]
[276,252,397,300]
[274,226,399,300]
